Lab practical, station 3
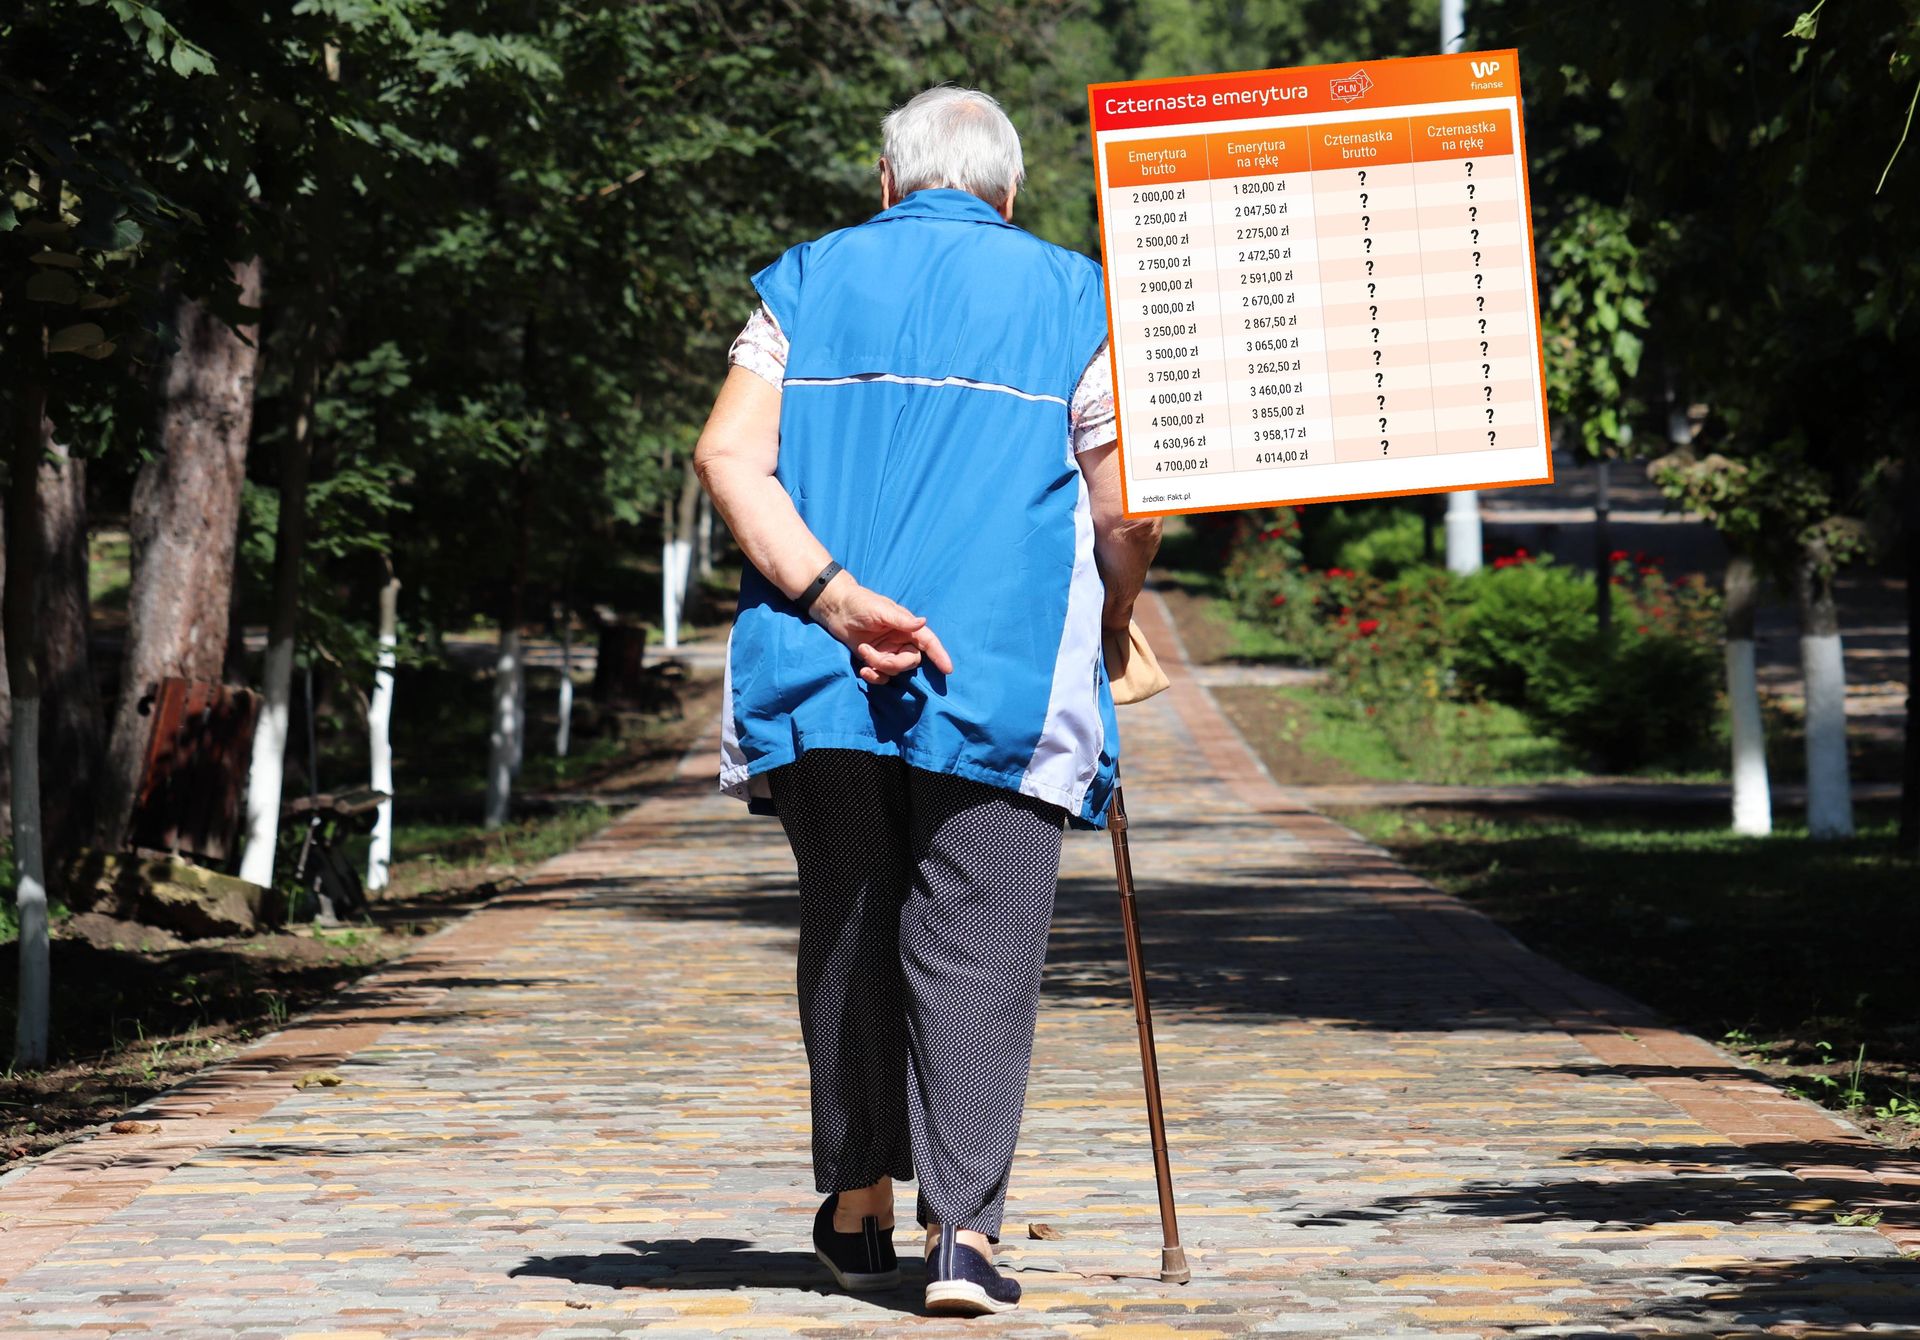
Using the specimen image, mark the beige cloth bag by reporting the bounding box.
[1102,619,1171,705]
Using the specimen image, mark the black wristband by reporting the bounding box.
[794,560,843,618]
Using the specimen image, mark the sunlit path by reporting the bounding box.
[0,595,1913,1337]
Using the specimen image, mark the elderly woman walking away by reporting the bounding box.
[694,85,1161,1317]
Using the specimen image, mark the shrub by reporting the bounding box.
[1456,552,1722,771]
[1222,516,1723,777]
[1452,553,1595,706]
[1331,508,1429,578]
[1222,508,1334,659]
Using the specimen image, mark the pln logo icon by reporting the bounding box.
[1470,58,1503,78]
[1328,68,1374,103]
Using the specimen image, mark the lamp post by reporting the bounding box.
[1440,0,1484,575]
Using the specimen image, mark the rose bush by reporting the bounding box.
[1224,516,1723,774]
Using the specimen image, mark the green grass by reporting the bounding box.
[1281,684,1578,784]
[1163,570,1298,661]
[1342,804,1920,1105]
[89,530,131,611]
[389,803,612,878]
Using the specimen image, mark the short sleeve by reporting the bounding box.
[1070,339,1116,454]
[728,302,789,388]
[750,240,810,336]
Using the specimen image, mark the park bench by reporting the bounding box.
[280,788,387,926]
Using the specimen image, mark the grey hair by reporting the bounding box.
[880,86,1025,208]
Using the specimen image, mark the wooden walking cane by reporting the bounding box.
[1103,619,1190,1285]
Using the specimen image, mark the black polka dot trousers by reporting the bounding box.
[767,748,1067,1244]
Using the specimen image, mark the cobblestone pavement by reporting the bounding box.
[2,596,1916,1338]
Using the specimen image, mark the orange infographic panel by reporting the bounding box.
[1089,50,1553,516]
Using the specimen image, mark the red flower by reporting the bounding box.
[1365,705,1377,716]
[1269,592,1288,607]
[1358,618,1381,635]
[1637,625,1649,634]
[1609,549,1630,563]
[1637,565,1658,576]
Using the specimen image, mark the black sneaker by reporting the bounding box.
[924,1223,1021,1316]
[812,1193,901,1291]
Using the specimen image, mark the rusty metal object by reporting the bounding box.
[125,678,260,868]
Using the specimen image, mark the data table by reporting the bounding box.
[1089,51,1553,516]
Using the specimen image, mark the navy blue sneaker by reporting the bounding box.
[924,1223,1021,1316]
[812,1193,901,1291]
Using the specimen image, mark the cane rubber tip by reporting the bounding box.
[1160,1245,1192,1284]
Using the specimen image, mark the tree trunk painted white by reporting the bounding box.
[555,615,574,758]
[1722,556,1770,835]
[8,263,51,1067]
[1796,555,1854,839]
[508,644,526,779]
[238,294,322,888]
[661,538,689,650]
[367,569,399,892]
[1444,490,1482,574]
[9,700,47,1067]
[1726,641,1772,835]
[661,464,701,651]
[696,489,714,581]
[484,626,521,830]
[238,634,294,885]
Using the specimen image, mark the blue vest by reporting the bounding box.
[719,189,1118,827]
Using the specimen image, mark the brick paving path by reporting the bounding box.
[2,595,1916,1337]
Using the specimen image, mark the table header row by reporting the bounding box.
[1089,49,1523,132]
[1106,109,1514,186]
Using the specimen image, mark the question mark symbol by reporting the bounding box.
[1475,272,1484,289]
[1366,259,1375,275]
[1473,251,1482,266]
[1360,192,1369,207]
[1465,161,1474,177]
[1373,349,1382,365]
[1488,430,1496,446]
[1362,215,1371,231]
[1374,371,1384,387]
[1364,237,1373,252]
[1484,386,1493,401]
[1479,317,1487,333]
[1467,183,1476,198]
[1377,394,1385,410]
[1380,439,1389,454]
[1481,340,1489,356]
[1470,205,1478,222]
[1359,169,1368,186]
[1369,304,1378,320]
[1379,417,1388,432]
[1471,228,1480,244]
[1371,327,1380,342]
[1477,295,1486,310]
[1487,408,1496,423]
[1368,282,1377,298]
[1482,363,1491,378]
